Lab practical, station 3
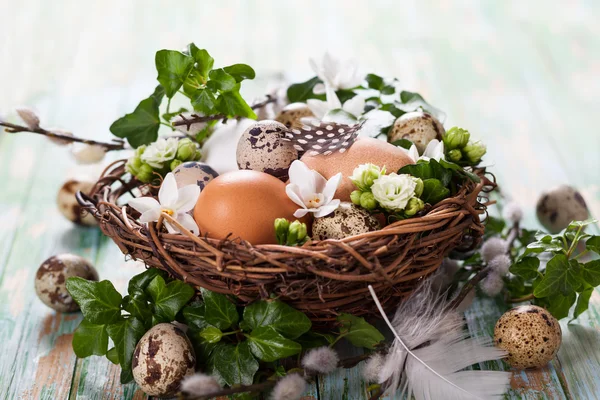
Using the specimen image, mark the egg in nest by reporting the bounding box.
[236,120,298,181]
[275,103,314,129]
[387,111,445,153]
[312,202,381,240]
[172,161,219,190]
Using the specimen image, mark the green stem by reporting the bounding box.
[574,250,590,260]
[165,97,172,118]
[329,333,346,348]
[160,121,174,130]
[221,330,241,337]
[566,226,583,258]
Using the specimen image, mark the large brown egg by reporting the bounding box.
[301,137,415,201]
[193,170,300,244]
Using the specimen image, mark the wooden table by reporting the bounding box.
[1,1,599,398]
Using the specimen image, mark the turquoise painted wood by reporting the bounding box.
[1,1,599,399]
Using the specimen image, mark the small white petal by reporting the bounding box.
[139,208,162,223]
[306,99,329,120]
[314,200,341,218]
[312,83,326,95]
[322,173,342,203]
[175,185,201,213]
[286,183,307,208]
[325,84,342,110]
[164,220,178,234]
[177,213,200,235]
[293,208,310,218]
[342,95,365,117]
[159,173,178,208]
[128,197,160,214]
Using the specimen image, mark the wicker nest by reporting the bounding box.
[77,160,494,326]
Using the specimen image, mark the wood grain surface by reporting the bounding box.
[0,1,599,399]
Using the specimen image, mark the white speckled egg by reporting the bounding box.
[132,323,196,397]
[35,254,98,312]
[312,203,381,240]
[387,111,445,153]
[56,179,98,226]
[275,103,314,129]
[172,161,219,190]
[236,120,298,181]
[536,185,589,233]
[494,305,562,369]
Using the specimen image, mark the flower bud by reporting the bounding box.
[413,178,424,198]
[176,138,198,161]
[447,149,462,162]
[350,190,363,206]
[404,197,425,216]
[359,192,377,210]
[296,222,308,242]
[350,163,386,191]
[170,159,183,171]
[463,140,486,164]
[274,218,290,245]
[136,163,155,183]
[443,127,470,150]
[287,220,302,245]
[193,149,202,161]
[16,107,40,130]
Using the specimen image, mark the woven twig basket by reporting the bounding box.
[77,160,493,326]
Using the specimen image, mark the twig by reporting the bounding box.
[172,95,277,129]
[447,266,492,311]
[509,293,535,303]
[0,121,125,151]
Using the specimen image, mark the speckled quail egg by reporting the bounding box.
[494,305,562,369]
[536,185,589,233]
[387,111,445,153]
[132,323,196,397]
[34,254,98,312]
[275,103,315,129]
[172,161,219,190]
[312,202,381,240]
[236,120,298,181]
[56,179,98,226]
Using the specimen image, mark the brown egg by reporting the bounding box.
[275,103,314,129]
[56,179,98,226]
[193,170,300,244]
[387,111,445,153]
[301,137,414,201]
[494,305,562,369]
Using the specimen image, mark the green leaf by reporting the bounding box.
[200,326,223,344]
[587,236,600,254]
[188,331,219,364]
[106,347,119,364]
[485,216,506,237]
[223,64,256,82]
[208,342,259,386]
[120,369,134,385]
[580,260,600,287]
[573,286,594,321]
[106,317,146,384]
[421,179,451,205]
[72,320,109,358]
[380,103,406,118]
[381,85,396,95]
[162,107,189,122]
[146,275,195,322]
[391,139,414,150]
[295,332,336,349]
[398,159,452,187]
[287,76,323,103]
[243,300,311,340]
[522,235,565,258]
[510,257,541,280]
[336,89,357,104]
[128,268,166,293]
[215,90,257,119]
[122,288,152,326]
[109,94,162,148]
[187,44,214,78]
[567,219,598,230]
[437,159,481,183]
[155,50,195,98]
[365,74,384,91]
[201,288,239,330]
[191,88,216,114]
[534,254,582,297]
[337,313,385,349]
[182,302,210,331]
[66,277,123,324]
[546,292,577,320]
[150,85,165,104]
[246,326,302,362]
[208,68,237,92]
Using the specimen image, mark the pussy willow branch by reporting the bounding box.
[0,121,125,151]
[181,352,377,400]
[172,94,277,129]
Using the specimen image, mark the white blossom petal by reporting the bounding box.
[314,200,341,218]
[322,173,342,203]
[343,95,365,117]
[325,84,342,110]
[175,185,201,213]
[128,197,161,214]
[158,173,179,208]
[286,183,306,208]
[312,83,326,95]
[293,208,310,218]
[164,220,178,234]
[177,213,200,235]
[306,99,329,120]
[139,208,162,223]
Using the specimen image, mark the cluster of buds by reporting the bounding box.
[349,164,385,211]
[126,137,202,183]
[443,127,486,165]
[274,218,308,246]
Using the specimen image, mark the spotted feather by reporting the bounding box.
[282,119,364,156]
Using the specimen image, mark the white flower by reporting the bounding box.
[402,139,445,162]
[503,201,524,223]
[309,52,362,94]
[141,137,179,169]
[180,373,221,396]
[271,374,306,400]
[286,160,342,218]
[71,144,106,164]
[307,84,365,122]
[349,163,386,191]
[481,237,509,263]
[16,107,40,130]
[302,346,339,374]
[371,173,418,211]
[128,172,200,234]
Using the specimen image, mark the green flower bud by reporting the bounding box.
[404,197,425,217]
[274,218,290,245]
[287,220,302,246]
[193,149,203,161]
[296,222,308,242]
[443,127,470,150]
[170,159,183,171]
[463,140,487,164]
[447,149,463,162]
[350,163,386,191]
[350,190,363,205]
[360,191,378,210]
[413,178,424,198]
[136,163,155,183]
[176,138,198,161]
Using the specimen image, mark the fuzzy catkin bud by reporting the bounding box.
[480,271,504,297]
[503,201,523,223]
[481,237,509,263]
[488,254,511,276]
[271,374,306,400]
[71,144,106,164]
[180,373,221,396]
[47,128,74,146]
[301,346,339,374]
[362,353,384,383]
[16,107,40,130]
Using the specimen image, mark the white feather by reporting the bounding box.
[369,280,511,400]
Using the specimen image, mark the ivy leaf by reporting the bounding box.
[191,88,216,114]
[567,219,598,230]
[391,139,414,150]
[66,277,123,324]
[187,44,214,78]
[380,103,406,118]
[106,347,119,365]
[580,260,600,287]
[215,90,257,119]
[295,332,336,349]
[109,92,162,148]
[365,74,384,90]
[510,257,541,280]
[208,69,237,92]
[545,292,577,320]
[155,50,195,98]
[572,286,594,321]
[208,342,259,386]
[72,320,109,358]
[437,159,481,183]
[122,288,152,327]
[485,216,507,238]
[246,326,302,362]
[199,326,223,344]
[398,90,445,120]
[146,275,195,323]
[182,302,210,331]
[243,300,311,340]
[534,255,582,298]
[421,179,450,205]
[201,288,239,330]
[188,331,219,364]
[287,76,323,103]
[106,317,146,384]
[128,268,166,293]
[223,64,256,82]
[381,85,396,95]
[162,107,189,122]
[337,313,385,350]
[586,236,600,255]
[398,159,452,186]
